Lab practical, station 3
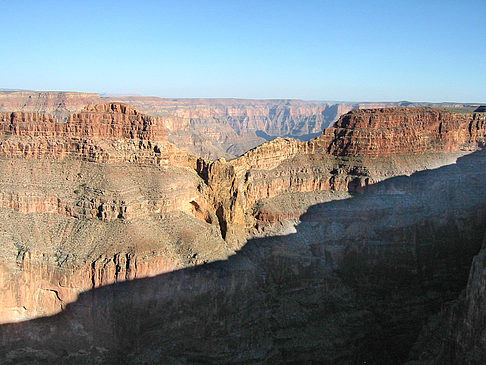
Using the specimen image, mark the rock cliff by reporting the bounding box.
[5,91,478,159]
[107,97,419,158]
[326,107,486,156]
[211,107,486,237]
[0,91,103,120]
[0,102,232,322]
[407,232,486,364]
[0,103,191,165]
[0,104,485,363]
[1,150,485,364]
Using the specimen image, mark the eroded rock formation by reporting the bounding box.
[0,104,485,363]
[211,107,486,237]
[0,103,230,322]
[0,91,103,120]
[4,91,478,159]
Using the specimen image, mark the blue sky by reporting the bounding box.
[1,0,485,102]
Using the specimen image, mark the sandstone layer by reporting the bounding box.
[214,107,486,239]
[0,104,484,363]
[0,103,230,322]
[1,150,485,364]
[2,91,478,159]
[108,97,467,158]
[0,91,103,120]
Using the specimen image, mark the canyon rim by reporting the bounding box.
[1,1,485,363]
[0,92,484,363]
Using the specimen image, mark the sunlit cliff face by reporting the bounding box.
[0,104,485,364]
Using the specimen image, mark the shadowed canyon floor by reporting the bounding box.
[0,103,485,364]
[1,151,486,364]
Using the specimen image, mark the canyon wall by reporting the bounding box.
[0,103,192,165]
[407,232,486,364]
[1,150,485,364]
[0,103,232,322]
[0,91,103,120]
[0,105,485,321]
[3,91,478,159]
[326,107,486,156]
[212,107,486,237]
[0,104,485,363]
[0,92,351,158]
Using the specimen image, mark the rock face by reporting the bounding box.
[326,107,486,156]
[0,102,234,322]
[109,97,443,158]
[0,103,190,165]
[210,107,486,238]
[0,92,354,158]
[1,91,481,159]
[407,233,486,364]
[0,104,485,363]
[0,91,103,120]
[99,97,486,158]
[1,151,485,364]
[1,103,167,140]
[443,240,486,363]
[106,97,352,158]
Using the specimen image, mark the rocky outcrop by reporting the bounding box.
[206,108,486,235]
[407,233,486,364]
[325,107,486,157]
[66,103,168,140]
[443,241,486,364]
[0,103,167,141]
[0,104,230,321]
[2,91,480,159]
[0,91,103,120]
[0,104,485,363]
[106,97,483,158]
[0,103,195,166]
[1,150,485,364]
[147,98,347,158]
[0,248,180,323]
[0,93,349,158]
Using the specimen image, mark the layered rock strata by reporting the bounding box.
[1,150,485,364]
[0,103,191,166]
[1,91,480,159]
[0,105,485,363]
[210,107,486,238]
[0,103,230,322]
[0,91,103,120]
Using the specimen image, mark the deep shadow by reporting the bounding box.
[1,151,486,364]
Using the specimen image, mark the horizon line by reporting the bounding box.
[0,88,484,105]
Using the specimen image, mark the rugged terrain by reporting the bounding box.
[104,97,360,158]
[0,103,485,364]
[0,91,103,120]
[2,90,480,159]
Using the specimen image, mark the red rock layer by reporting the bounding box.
[210,108,486,231]
[0,102,167,140]
[324,107,486,157]
[0,91,103,117]
[0,250,179,322]
[0,105,485,324]
[106,97,361,158]
[0,103,197,168]
[67,103,167,140]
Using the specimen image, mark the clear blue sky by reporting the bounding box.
[1,0,485,102]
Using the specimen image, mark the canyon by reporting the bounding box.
[1,90,479,159]
[0,99,485,364]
